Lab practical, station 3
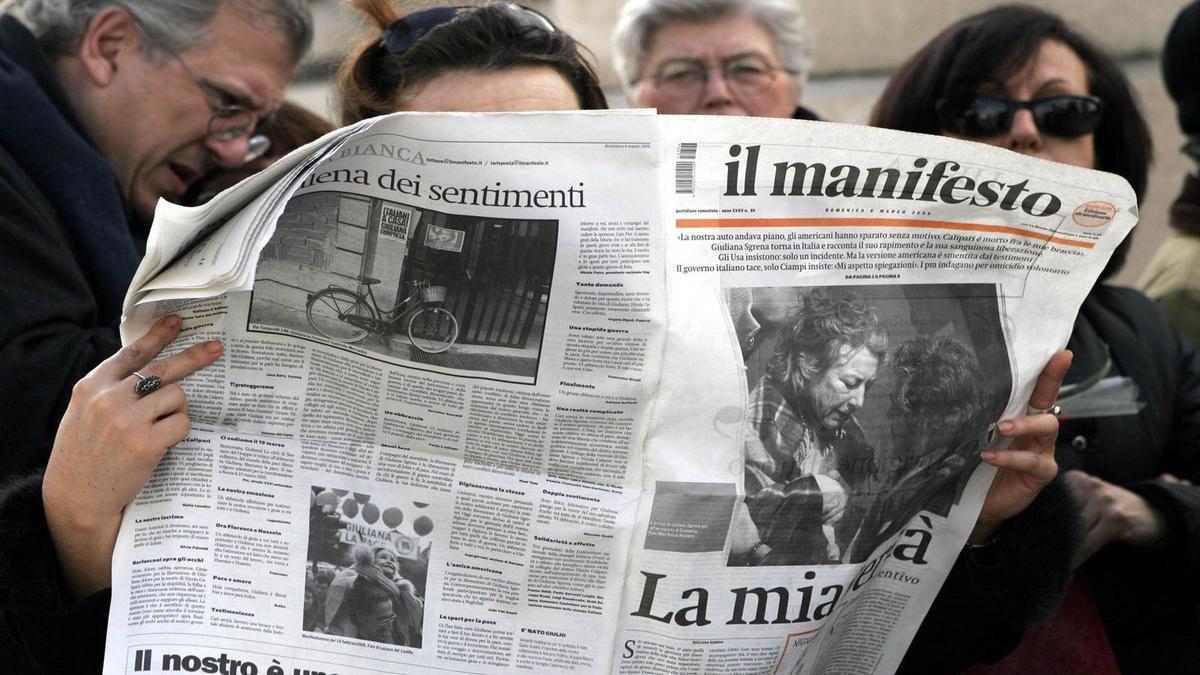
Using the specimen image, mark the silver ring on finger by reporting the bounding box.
[1027,403,1062,417]
[133,371,163,396]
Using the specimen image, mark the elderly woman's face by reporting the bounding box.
[802,344,879,430]
[632,15,797,117]
[399,66,581,112]
[944,39,1095,169]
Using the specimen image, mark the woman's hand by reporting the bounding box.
[970,349,1072,544]
[42,315,223,598]
[1066,469,1170,567]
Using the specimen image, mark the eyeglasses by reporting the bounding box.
[642,54,794,102]
[380,3,555,54]
[164,46,273,164]
[936,95,1104,139]
[243,134,271,164]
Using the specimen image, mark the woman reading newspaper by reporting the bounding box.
[873,5,1200,673]
[0,3,610,670]
[0,3,1073,672]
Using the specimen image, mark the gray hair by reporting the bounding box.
[7,0,312,62]
[612,0,811,96]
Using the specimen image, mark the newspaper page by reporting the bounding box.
[101,112,1134,675]
[104,111,667,675]
[613,116,1134,674]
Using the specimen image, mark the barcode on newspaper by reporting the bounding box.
[675,142,698,194]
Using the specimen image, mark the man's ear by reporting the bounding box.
[77,6,142,87]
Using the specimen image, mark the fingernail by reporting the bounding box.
[998,420,1014,434]
[981,450,997,462]
[164,315,181,328]
[203,340,223,354]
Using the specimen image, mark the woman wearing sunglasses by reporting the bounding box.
[874,5,1200,673]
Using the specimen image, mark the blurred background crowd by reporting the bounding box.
[290,0,1192,288]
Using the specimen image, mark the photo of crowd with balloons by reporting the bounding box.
[304,485,435,648]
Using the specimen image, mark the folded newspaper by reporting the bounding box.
[107,111,1135,675]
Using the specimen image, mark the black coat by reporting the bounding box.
[0,473,109,673]
[897,476,1081,673]
[1057,285,1200,674]
[0,16,141,477]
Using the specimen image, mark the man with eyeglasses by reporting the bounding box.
[0,0,311,477]
[613,0,816,120]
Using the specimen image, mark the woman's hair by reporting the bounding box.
[611,0,811,95]
[890,335,984,420]
[255,101,336,159]
[11,0,312,62]
[768,290,887,396]
[337,0,606,124]
[870,3,1151,203]
[870,4,1150,278]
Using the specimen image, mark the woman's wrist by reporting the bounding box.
[42,486,120,599]
[967,518,1000,546]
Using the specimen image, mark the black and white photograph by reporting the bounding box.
[304,486,434,647]
[725,284,1011,567]
[249,191,558,383]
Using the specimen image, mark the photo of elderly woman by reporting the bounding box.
[727,284,1011,566]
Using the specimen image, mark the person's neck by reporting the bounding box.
[53,55,94,137]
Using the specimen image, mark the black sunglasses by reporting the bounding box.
[380,3,555,53]
[936,95,1104,139]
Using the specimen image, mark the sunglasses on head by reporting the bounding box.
[936,95,1104,139]
[380,3,555,53]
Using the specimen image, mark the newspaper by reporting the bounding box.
[103,111,1135,675]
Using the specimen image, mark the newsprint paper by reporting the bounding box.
[105,111,1134,675]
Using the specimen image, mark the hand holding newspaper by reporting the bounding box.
[106,111,1134,674]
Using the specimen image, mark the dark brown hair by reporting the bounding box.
[768,290,887,398]
[869,4,1150,277]
[337,0,607,123]
[871,5,1150,199]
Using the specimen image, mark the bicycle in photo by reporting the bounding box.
[306,276,459,354]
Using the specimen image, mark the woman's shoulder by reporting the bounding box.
[1085,284,1179,337]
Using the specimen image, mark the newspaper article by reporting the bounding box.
[105,112,1135,675]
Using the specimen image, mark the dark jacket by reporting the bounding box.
[1056,285,1200,674]
[0,16,141,476]
[0,473,109,673]
[897,477,1081,673]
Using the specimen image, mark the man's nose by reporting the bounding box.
[205,134,251,169]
